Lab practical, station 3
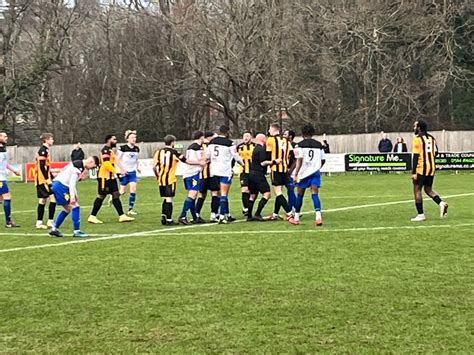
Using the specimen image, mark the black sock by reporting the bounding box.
[48,202,56,220]
[37,204,45,222]
[273,195,281,214]
[242,192,250,210]
[164,201,173,220]
[416,202,424,214]
[279,195,291,213]
[211,196,220,214]
[161,201,167,223]
[91,197,104,216]
[256,197,269,216]
[112,198,124,216]
[248,199,255,218]
[196,197,205,214]
[432,195,442,205]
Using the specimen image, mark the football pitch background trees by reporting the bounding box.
[0,0,472,144]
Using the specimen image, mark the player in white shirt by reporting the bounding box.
[117,130,140,215]
[178,131,207,225]
[206,125,243,224]
[288,124,326,226]
[0,131,22,228]
[49,156,99,238]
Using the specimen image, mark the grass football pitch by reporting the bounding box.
[0,173,473,353]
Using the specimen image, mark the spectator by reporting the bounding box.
[322,139,330,154]
[393,137,408,153]
[71,143,85,161]
[378,132,393,153]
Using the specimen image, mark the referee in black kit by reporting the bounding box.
[247,133,281,221]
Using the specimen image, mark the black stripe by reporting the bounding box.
[421,136,427,176]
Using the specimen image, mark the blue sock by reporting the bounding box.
[295,194,304,213]
[312,193,321,212]
[129,193,136,211]
[189,199,197,220]
[220,196,229,215]
[72,206,81,231]
[54,210,69,229]
[287,188,296,210]
[179,197,193,219]
[3,199,11,224]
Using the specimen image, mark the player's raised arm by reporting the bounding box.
[230,143,244,166]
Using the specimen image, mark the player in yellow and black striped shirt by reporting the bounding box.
[153,134,187,225]
[35,133,56,229]
[237,130,255,216]
[411,120,448,222]
[266,123,293,220]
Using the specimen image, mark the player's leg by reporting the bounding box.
[49,205,71,238]
[89,178,106,223]
[254,176,271,221]
[2,181,19,228]
[423,180,448,218]
[195,191,206,218]
[311,185,323,226]
[47,193,56,228]
[209,176,221,222]
[112,185,135,222]
[127,181,138,215]
[179,176,195,225]
[290,187,305,225]
[411,177,426,222]
[36,195,48,229]
[271,173,291,220]
[286,178,296,214]
[240,174,250,216]
[218,179,232,223]
[71,203,88,238]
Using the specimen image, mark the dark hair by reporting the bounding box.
[192,130,204,140]
[164,134,176,146]
[301,124,315,137]
[270,123,280,130]
[92,155,100,167]
[286,130,296,140]
[219,125,230,134]
[204,131,215,138]
[417,120,428,133]
[104,134,115,143]
[242,130,252,136]
[40,133,54,142]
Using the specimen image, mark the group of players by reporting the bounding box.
[0,119,448,238]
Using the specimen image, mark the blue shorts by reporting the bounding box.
[0,180,9,195]
[296,171,322,189]
[183,173,201,191]
[52,181,70,206]
[120,171,138,186]
[216,176,232,185]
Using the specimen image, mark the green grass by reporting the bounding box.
[0,173,473,353]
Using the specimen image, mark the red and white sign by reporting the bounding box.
[25,161,69,182]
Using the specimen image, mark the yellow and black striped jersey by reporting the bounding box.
[200,142,211,179]
[35,145,53,186]
[237,142,255,174]
[266,136,293,173]
[413,134,437,176]
[153,147,185,186]
[98,145,117,180]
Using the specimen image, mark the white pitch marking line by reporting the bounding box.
[1,192,473,254]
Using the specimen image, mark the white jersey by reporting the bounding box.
[117,144,140,172]
[183,142,204,178]
[294,138,326,180]
[206,136,242,178]
[54,161,85,200]
[0,144,8,181]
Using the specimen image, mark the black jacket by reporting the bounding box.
[71,148,85,161]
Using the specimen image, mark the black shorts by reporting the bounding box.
[199,176,219,193]
[159,183,176,198]
[98,178,119,195]
[415,174,434,187]
[271,171,289,186]
[240,173,249,188]
[36,184,53,199]
[249,173,270,195]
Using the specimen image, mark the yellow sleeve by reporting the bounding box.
[152,152,159,167]
[266,139,274,152]
[412,137,422,154]
[102,161,117,174]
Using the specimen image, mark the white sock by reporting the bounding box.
[316,211,322,219]
[210,213,216,219]
[294,213,300,221]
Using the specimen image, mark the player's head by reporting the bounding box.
[0,131,8,144]
[301,124,315,138]
[242,130,252,144]
[283,129,296,142]
[414,120,428,135]
[125,130,137,145]
[219,125,230,138]
[40,133,54,146]
[164,134,176,147]
[269,123,280,136]
[85,156,100,169]
[105,134,117,148]
[204,131,216,143]
[192,130,204,143]
[255,133,266,145]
